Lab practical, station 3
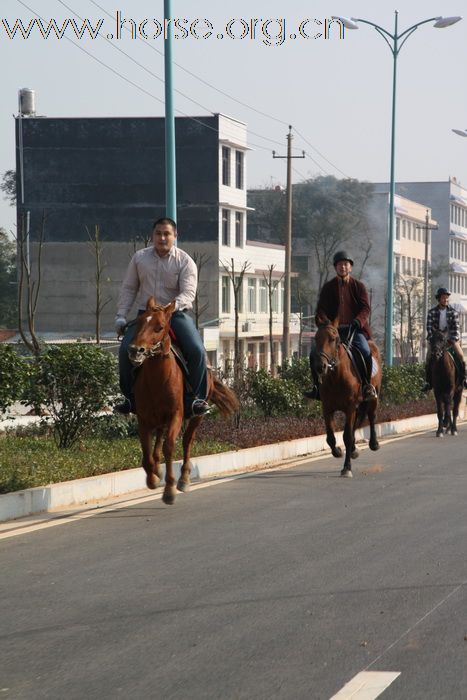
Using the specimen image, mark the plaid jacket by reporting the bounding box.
[426,304,460,342]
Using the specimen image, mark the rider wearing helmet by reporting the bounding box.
[304,250,377,401]
[422,287,467,391]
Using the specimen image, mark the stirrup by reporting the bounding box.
[191,398,211,416]
[303,386,319,400]
[362,383,377,400]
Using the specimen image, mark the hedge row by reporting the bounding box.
[0,345,426,449]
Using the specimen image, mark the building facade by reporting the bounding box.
[15,111,289,369]
[375,178,467,347]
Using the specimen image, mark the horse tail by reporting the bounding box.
[355,400,368,429]
[210,375,240,417]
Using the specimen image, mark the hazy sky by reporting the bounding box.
[1,0,467,234]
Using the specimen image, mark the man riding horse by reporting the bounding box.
[422,286,467,392]
[304,250,377,401]
[114,217,210,417]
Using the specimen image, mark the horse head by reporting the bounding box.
[430,329,448,361]
[313,315,340,379]
[128,296,176,367]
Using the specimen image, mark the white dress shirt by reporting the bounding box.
[439,308,448,332]
[116,245,197,319]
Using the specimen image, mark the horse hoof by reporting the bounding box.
[351,449,359,459]
[369,440,380,451]
[451,430,458,436]
[436,432,444,438]
[340,469,353,478]
[177,478,190,493]
[332,447,343,458]
[146,474,158,490]
[162,491,176,505]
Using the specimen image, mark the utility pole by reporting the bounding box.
[272,126,305,362]
[416,209,438,360]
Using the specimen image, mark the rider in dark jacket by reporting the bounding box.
[304,251,377,401]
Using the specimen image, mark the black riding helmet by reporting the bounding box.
[333,251,354,266]
[435,287,451,299]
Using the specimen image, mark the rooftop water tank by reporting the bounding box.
[18,88,36,116]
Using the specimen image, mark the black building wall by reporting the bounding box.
[16,115,220,243]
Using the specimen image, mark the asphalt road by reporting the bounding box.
[1,429,467,700]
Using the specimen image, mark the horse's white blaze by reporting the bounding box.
[330,672,400,699]
[146,315,152,323]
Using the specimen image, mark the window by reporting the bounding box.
[259,279,268,313]
[402,220,406,238]
[222,209,230,246]
[271,282,279,313]
[396,218,400,240]
[235,150,244,189]
[222,146,231,186]
[248,278,257,313]
[395,255,401,276]
[234,276,243,313]
[222,276,230,313]
[235,211,243,247]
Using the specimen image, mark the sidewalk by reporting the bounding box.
[0,410,450,523]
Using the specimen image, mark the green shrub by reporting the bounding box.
[381,363,425,405]
[26,345,118,448]
[0,345,30,414]
[278,357,310,385]
[247,368,307,417]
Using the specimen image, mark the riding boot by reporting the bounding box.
[303,364,320,400]
[422,359,433,392]
[362,355,377,400]
[462,361,467,389]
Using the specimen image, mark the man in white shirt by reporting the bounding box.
[114,217,209,416]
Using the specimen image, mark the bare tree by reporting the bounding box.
[394,276,424,362]
[221,258,250,383]
[293,276,314,359]
[87,225,112,344]
[16,210,45,355]
[1,169,16,206]
[263,265,283,375]
[192,251,211,329]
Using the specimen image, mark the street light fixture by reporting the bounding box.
[332,12,462,366]
[452,129,467,137]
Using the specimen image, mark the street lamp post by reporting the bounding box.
[333,12,461,366]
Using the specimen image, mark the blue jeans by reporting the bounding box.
[338,328,371,359]
[119,310,208,413]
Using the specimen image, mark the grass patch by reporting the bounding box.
[0,435,237,494]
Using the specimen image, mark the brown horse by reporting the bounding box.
[129,297,239,504]
[313,316,382,477]
[429,330,463,437]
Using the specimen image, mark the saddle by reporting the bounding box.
[446,347,463,386]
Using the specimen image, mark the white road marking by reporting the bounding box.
[329,671,400,699]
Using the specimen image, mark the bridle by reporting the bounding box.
[130,308,171,364]
[431,332,449,361]
[316,326,341,371]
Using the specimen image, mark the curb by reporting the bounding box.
[0,412,442,523]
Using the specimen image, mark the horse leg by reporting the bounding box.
[452,389,461,435]
[324,410,342,458]
[435,395,444,438]
[162,418,183,505]
[152,429,164,483]
[367,398,380,451]
[341,410,356,478]
[138,423,158,489]
[177,416,203,493]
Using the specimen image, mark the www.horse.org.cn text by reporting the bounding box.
[1,14,346,46]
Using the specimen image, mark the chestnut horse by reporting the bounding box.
[313,316,382,477]
[429,330,463,437]
[129,297,239,504]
